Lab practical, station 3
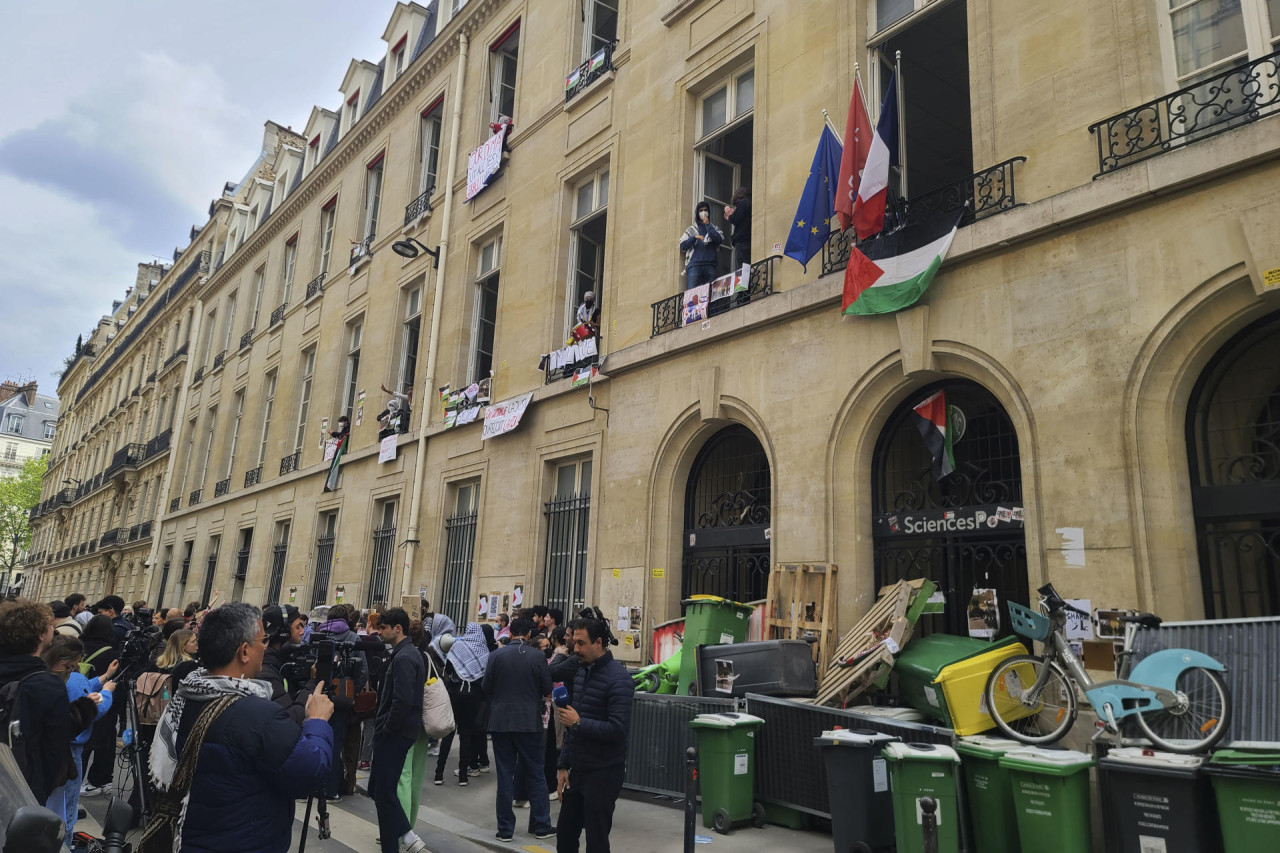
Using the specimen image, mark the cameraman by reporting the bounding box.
[258,605,313,724]
[314,603,368,802]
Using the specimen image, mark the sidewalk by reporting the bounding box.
[359,764,834,853]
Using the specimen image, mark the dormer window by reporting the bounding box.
[250,204,260,231]
[346,91,361,132]
[391,34,408,78]
[308,134,321,170]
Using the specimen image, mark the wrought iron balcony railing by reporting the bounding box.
[214,477,231,498]
[128,524,141,542]
[191,366,205,384]
[280,451,301,476]
[565,41,617,102]
[270,304,286,327]
[163,342,189,370]
[212,350,226,370]
[651,255,780,338]
[145,428,172,459]
[404,187,434,226]
[189,489,202,506]
[244,466,262,488]
[1090,48,1280,177]
[140,520,151,538]
[821,157,1027,277]
[305,273,326,300]
[240,329,255,350]
[99,527,123,547]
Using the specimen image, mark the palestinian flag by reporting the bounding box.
[572,365,598,387]
[323,434,348,492]
[589,48,607,73]
[841,212,962,316]
[912,390,955,480]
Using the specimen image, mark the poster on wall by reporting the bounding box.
[477,594,490,618]
[967,589,1000,639]
[487,593,500,619]
[512,584,523,608]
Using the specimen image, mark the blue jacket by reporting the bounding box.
[64,671,113,745]
[482,639,551,733]
[558,650,634,773]
[175,693,332,853]
[680,221,723,269]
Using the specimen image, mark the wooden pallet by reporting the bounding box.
[814,579,934,707]
[764,563,838,679]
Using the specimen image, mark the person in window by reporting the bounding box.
[377,385,412,440]
[330,416,350,442]
[573,292,600,341]
[723,187,751,269]
[679,201,723,291]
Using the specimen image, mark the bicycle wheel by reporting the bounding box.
[983,655,1077,745]
[1134,667,1230,754]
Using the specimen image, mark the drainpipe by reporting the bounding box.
[400,32,470,598]
[145,299,204,604]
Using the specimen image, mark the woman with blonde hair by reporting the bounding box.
[155,628,196,670]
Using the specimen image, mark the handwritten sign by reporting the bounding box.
[482,391,533,440]
[378,434,397,463]
[466,130,505,201]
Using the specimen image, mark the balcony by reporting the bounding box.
[99,527,123,548]
[169,497,181,512]
[189,489,202,506]
[403,187,434,227]
[140,521,151,538]
[269,304,286,328]
[279,451,301,476]
[305,272,326,301]
[651,255,780,337]
[191,366,205,385]
[127,524,141,542]
[107,443,145,478]
[820,157,1027,277]
[239,329,254,350]
[144,428,172,460]
[565,41,617,103]
[146,371,157,385]
[244,466,262,488]
[163,341,189,369]
[1090,48,1280,177]
[214,477,231,498]
[212,350,226,371]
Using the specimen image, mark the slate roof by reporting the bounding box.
[0,390,60,444]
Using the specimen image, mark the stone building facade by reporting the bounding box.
[30,0,1280,660]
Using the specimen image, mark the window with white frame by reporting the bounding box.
[294,347,315,455]
[567,167,608,336]
[343,320,363,419]
[249,267,266,334]
[44,421,55,439]
[308,134,321,171]
[1160,0,1279,83]
[490,26,520,123]
[418,102,444,196]
[695,67,754,276]
[399,286,422,395]
[281,236,298,306]
[391,35,408,78]
[346,91,361,133]
[583,0,619,59]
[469,237,501,382]
[202,308,218,365]
[257,370,277,468]
[198,405,217,490]
[221,290,237,351]
[226,390,244,478]
[319,200,337,274]
[6,415,22,434]
[363,155,384,242]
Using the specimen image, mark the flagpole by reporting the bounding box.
[895,50,907,197]
[821,109,844,145]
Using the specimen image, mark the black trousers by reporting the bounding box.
[370,732,415,853]
[83,702,120,787]
[434,685,482,781]
[556,763,625,853]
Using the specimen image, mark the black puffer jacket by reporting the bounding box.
[557,650,634,773]
[0,655,96,802]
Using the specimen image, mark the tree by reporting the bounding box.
[0,456,46,593]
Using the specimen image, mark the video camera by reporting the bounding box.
[129,607,154,628]
[280,636,385,691]
[577,606,619,647]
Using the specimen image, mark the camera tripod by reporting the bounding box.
[297,786,332,851]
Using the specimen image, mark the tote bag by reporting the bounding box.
[421,655,455,739]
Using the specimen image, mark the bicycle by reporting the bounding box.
[983,583,1231,753]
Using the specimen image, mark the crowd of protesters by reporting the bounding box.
[0,592,633,853]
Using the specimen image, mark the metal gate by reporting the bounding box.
[544,494,590,617]
[682,425,771,602]
[873,381,1028,636]
[310,534,335,608]
[368,525,396,608]
[441,509,478,627]
[266,542,287,604]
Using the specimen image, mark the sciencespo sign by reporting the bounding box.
[873,505,1024,537]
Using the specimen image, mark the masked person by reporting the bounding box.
[678,201,723,290]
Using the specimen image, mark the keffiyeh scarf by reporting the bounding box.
[447,622,490,682]
[150,669,273,791]
[427,612,458,659]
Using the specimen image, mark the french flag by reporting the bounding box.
[851,72,899,241]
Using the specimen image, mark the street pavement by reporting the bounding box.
[78,758,833,853]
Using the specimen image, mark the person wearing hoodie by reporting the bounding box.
[678,200,724,290]
[314,602,368,802]
[0,599,97,805]
[41,634,116,845]
[78,613,121,797]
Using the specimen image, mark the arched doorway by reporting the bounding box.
[681,425,771,602]
[872,380,1028,636]
[1186,311,1280,619]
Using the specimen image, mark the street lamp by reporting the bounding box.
[63,478,82,486]
[390,237,441,267]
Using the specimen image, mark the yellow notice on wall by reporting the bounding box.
[1264,267,1280,289]
[651,568,665,578]
[612,569,621,578]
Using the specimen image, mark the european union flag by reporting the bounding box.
[784,125,843,271]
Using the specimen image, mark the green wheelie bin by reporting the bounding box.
[689,712,766,834]
[881,742,963,853]
[998,746,1094,853]
[679,595,752,695]
[1205,749,1280,852]
[954,734,1024,853]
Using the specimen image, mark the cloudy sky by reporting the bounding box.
[0,1,397,393]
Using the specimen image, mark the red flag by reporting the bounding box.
[834,77,873,232]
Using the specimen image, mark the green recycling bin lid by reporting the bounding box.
[998,746,1093,775]
[1103,747,1205,769]
[690,712,765,730]
[682,595,751,609]
[882,742,960,762]
[955,734,1024,757]
[1210,749,1280,767]
[814,728,898,747]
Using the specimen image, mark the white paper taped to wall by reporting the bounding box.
[1055,527,1086,567]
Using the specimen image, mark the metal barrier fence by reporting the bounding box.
[624,693,733,797]
[745,694,953,817]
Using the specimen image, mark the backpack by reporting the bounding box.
[78,646,109,677]
[134,671,172,726]
[0,672,41,776]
